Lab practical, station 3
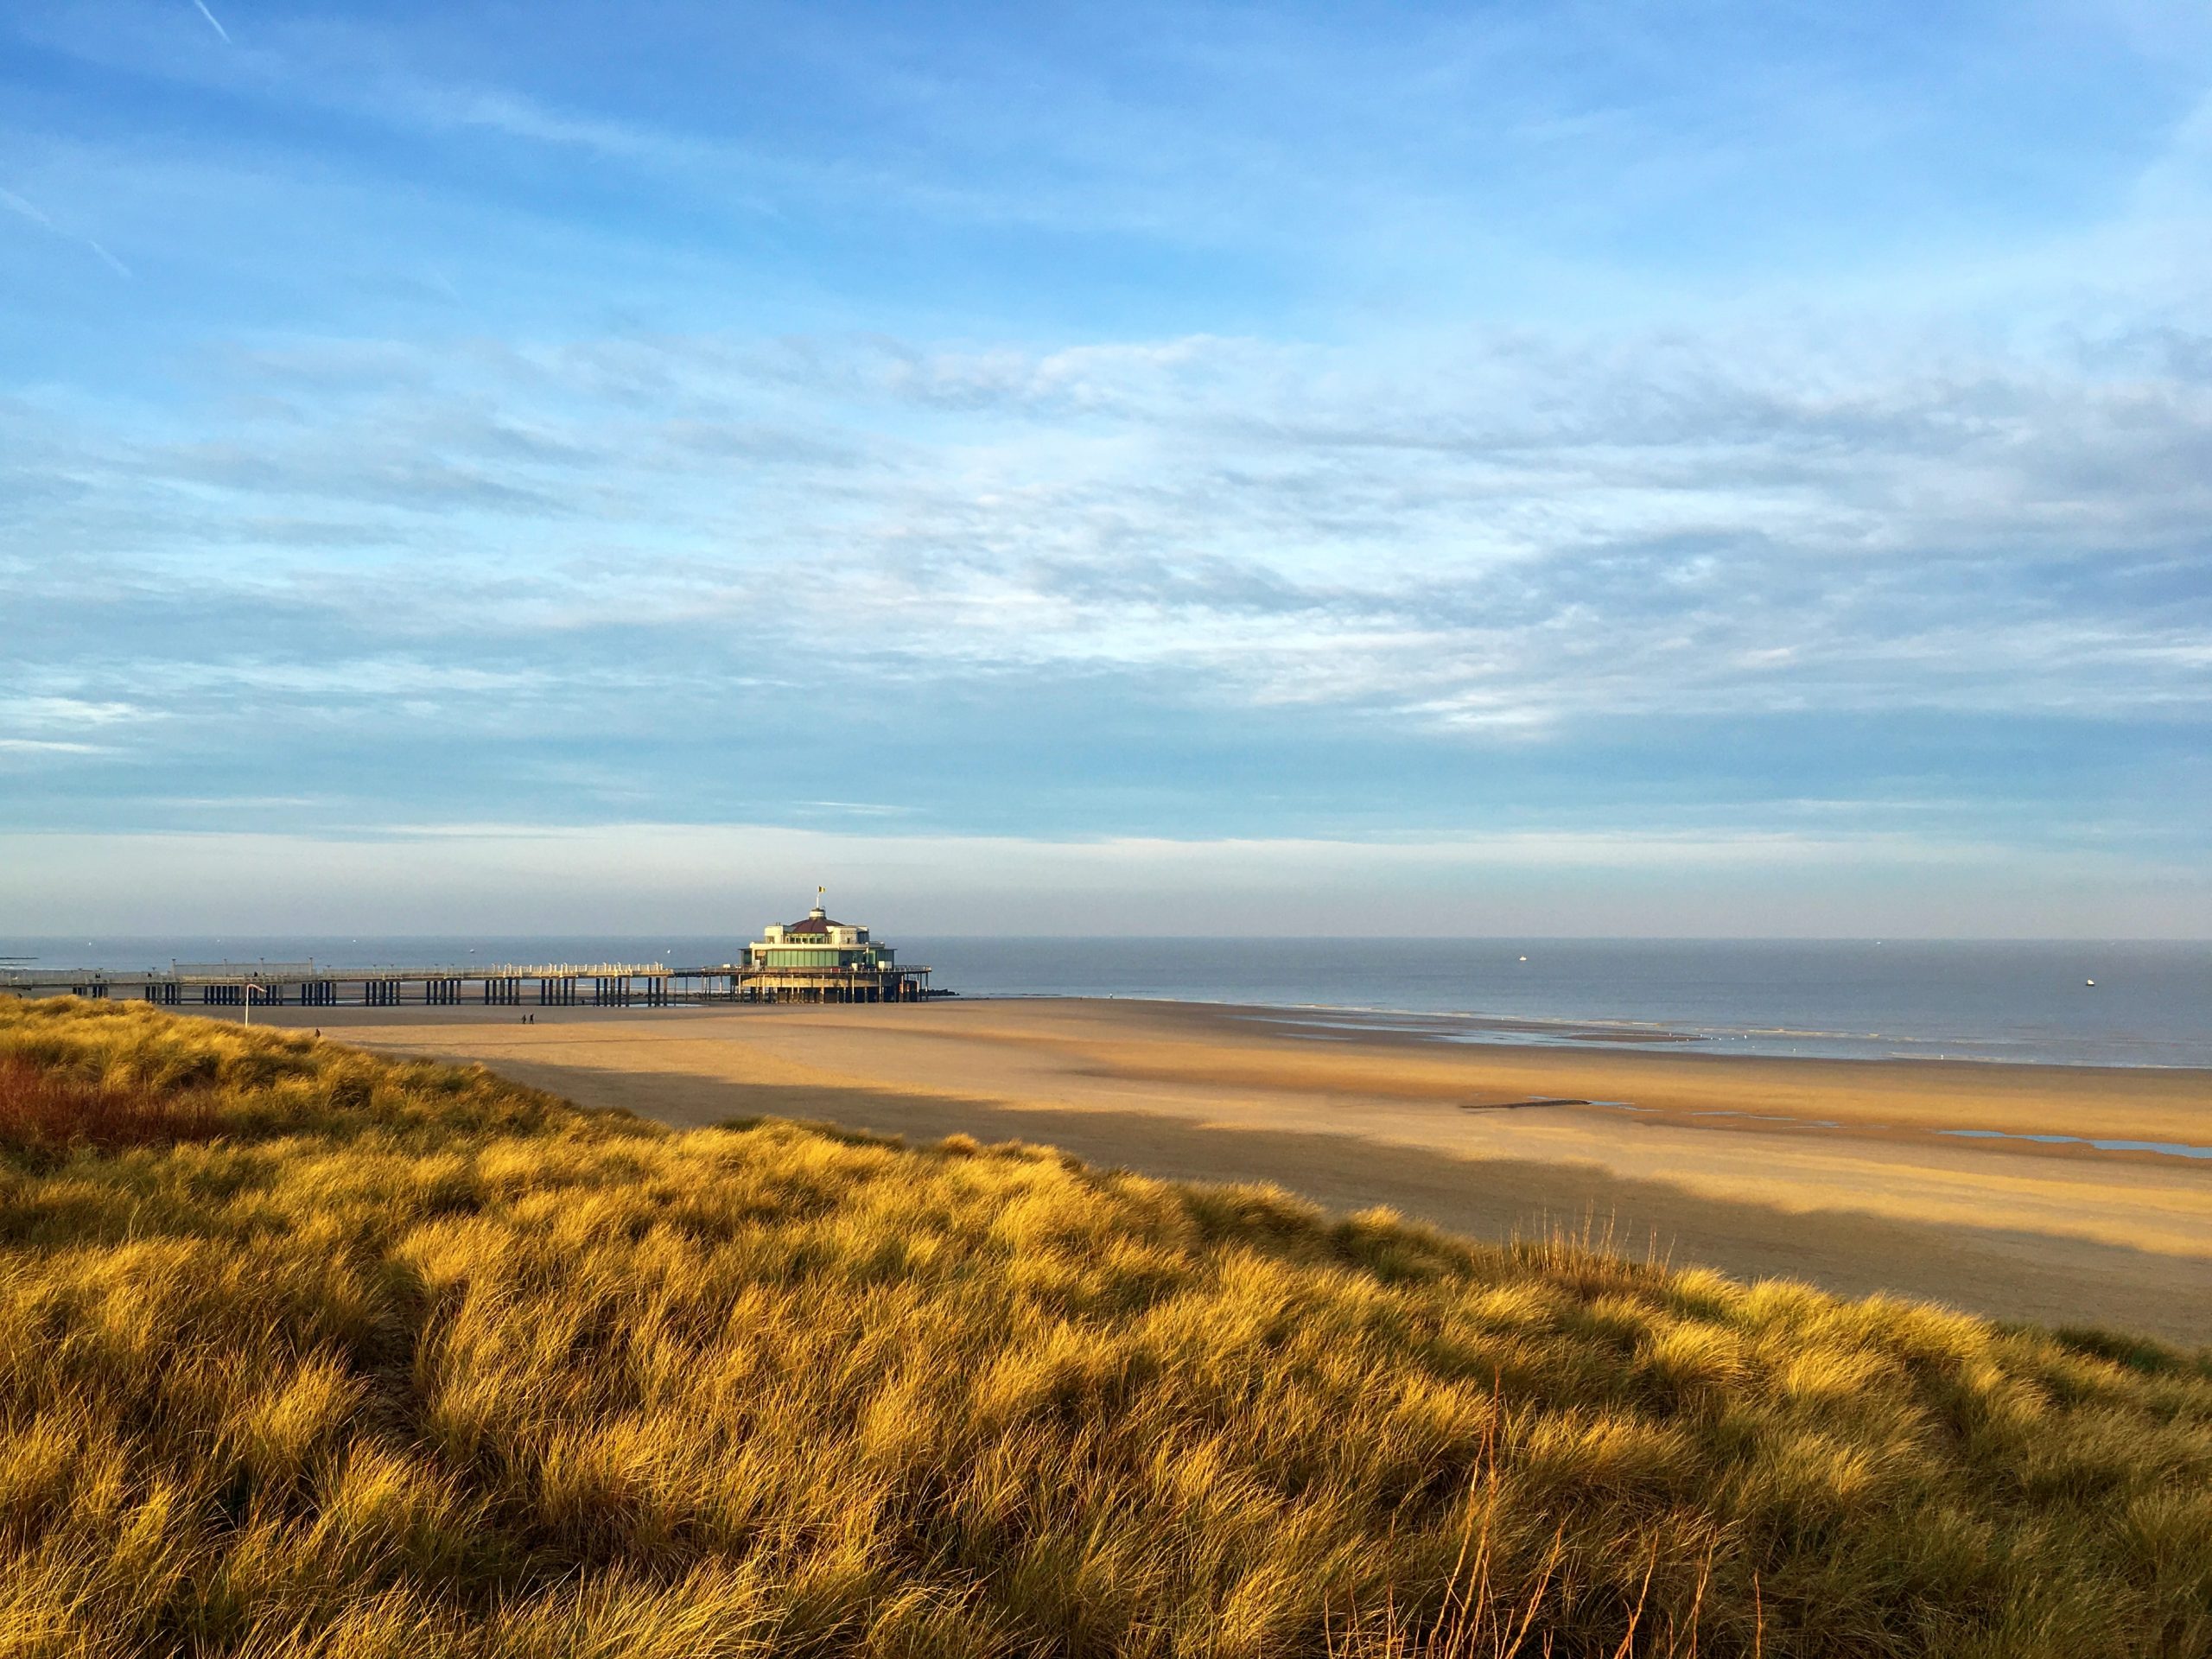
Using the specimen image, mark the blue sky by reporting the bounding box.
[3,0,2209,935]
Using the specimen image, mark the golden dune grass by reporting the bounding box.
[1,998,2208,1657]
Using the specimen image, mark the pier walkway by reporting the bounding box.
[2,958,934,1008]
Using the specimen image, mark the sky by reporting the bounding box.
[3,0,2209,937]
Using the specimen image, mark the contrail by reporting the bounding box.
[192,0,232,42]
[0,187,51,227]
[2,186,125,279]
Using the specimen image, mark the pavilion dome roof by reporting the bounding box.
[779,907,848,935]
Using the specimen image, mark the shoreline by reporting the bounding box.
[269,995,2212,1345]
[45,978,2212,1071]
[960,989,2212,1071]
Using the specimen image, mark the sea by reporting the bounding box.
[10,936,2211,1071]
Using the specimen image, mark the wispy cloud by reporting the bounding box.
[151,795,333,809]
[190,0,230,45]
[11,699,144,728]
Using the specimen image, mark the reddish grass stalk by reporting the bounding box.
[1607,1539,1659,1659]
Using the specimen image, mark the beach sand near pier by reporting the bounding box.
[289,997,2212,1346]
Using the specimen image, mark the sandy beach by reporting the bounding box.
[281,997,2212,1346]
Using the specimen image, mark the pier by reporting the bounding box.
[3,895,941,1010]
[1,957,936,1008]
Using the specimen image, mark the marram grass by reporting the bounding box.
[0,1001,2207,1658]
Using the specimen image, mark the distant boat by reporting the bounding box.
[1519,956,1529,962]
[2085,979,2096,987]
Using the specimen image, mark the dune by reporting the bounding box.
[3,997,2209,1656]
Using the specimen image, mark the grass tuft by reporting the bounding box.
[0,1052,221,1160]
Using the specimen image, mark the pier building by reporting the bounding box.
[732,891,933,1002]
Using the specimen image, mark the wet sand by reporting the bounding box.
[276,998,2212,1347]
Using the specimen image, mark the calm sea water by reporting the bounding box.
[11,936,2210,1070]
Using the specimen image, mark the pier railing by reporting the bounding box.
[167,961,671,981]
[172,962,320,983]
